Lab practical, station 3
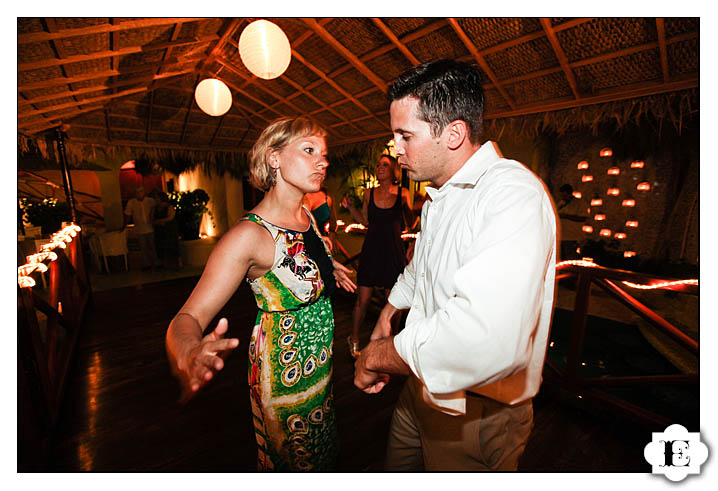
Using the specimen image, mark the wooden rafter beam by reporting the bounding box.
[64,136,254,153]
[447,18,516,110]
[290,49,390,130]
[197,18,245,74]
[540,18,580,100]
[155,20,184,80]
[285,19,446,106]
[371,18,420,65]
[484,77,698,120]
[215,54,368,137]
[18,18,205,44]
[18,86,149,120]
[104,108,111,142]
[18,34,218,72]
[300,18,388,94]
[179,75,199,144]
[656,18,670,83]
[146,90,154,143]
[17,54,205,92]
[18,67,197,108]
[213,56,357,138]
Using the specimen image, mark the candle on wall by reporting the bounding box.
[582,175,593,182]
[607,188,620,196]
[622,199,636,207]
[607,167,620,175]
[637,182,651,191]
[577,161,589,170]
[600,148,613,157]
[630,161,645,168]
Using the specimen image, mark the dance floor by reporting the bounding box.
[21,271,682,473]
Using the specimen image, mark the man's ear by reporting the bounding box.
[445,120,469,150]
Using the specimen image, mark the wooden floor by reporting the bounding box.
[21,273,667,472]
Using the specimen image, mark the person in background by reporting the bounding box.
[165,116,356,471]
[304,187,346,257]
[343,154,412,358]
[353,59,557,471]
[556,183,588,260]
[124,186,157,272]
[152,190,182,269]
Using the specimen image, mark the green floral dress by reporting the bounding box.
[243,212,337,471]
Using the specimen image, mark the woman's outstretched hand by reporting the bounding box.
[332,260,357,293]
[176,318,239,402]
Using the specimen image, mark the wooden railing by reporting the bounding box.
[18,232,91,433]
[545,262,698,427]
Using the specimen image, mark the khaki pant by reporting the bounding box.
[385,376,533,471]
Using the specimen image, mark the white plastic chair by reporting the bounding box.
[97,230,128,273]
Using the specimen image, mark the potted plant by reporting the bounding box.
[167,189,213,240]
[19,197,71,235]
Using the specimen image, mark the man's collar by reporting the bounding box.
[425,141,501,201]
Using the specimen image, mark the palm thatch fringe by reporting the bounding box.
[484,89,698,140]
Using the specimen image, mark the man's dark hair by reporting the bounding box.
[387,59,485,144]
[559,184,573,193]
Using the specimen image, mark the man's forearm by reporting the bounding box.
[362,336,411,376]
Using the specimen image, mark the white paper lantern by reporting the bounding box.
[239,19,291,80]
[194,78,232,116]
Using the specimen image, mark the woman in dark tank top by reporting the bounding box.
[343,155,412,357]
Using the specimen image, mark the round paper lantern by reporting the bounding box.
[239,20,291,80]
[194,78,232,116]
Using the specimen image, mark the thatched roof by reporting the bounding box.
[18,17,699,159]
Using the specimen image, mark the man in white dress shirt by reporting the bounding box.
[354,59,557,470]
[124,186,157,271]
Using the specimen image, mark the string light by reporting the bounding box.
[600,229,612,237]
[614,232,627,240]
[624,251,636,258]
[344,223,367,233]
[582,225,594,233]
[594,214,606,221]
[556,259,598,268]
[626,220,639,228]
[336,220,345,227]
[600,148,613,157]
[401,232,419,240]
[637,182,651,191]
[18,223,81,288]
[622,279,698,290]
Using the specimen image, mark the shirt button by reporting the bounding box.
[421,272,425,279]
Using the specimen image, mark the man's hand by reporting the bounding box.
[175,318,239,402]
[354,336,411,394]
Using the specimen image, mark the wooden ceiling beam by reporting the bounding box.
[179,75,199,144]
[17,54,205,92]
[291,50,390,130]
[447,18,516,110]
[18,34,218,72]
[540,18,580,100]
[18,18,206,44]
[19,86,149,120]
[146,90,154,143]
[371,18,420,66]
[65,136,254,153]
[104,108,112,142]
[197,18,245,74]
[484,77,698,120]
[285,19,445,103]
[215,54,368,137]
[70,122,252,142]
[300,18,388,94]
[656,18,670,83]
[18,67,197,108]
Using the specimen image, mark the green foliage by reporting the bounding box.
[19,197,71,235]
[165,189,213,240]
